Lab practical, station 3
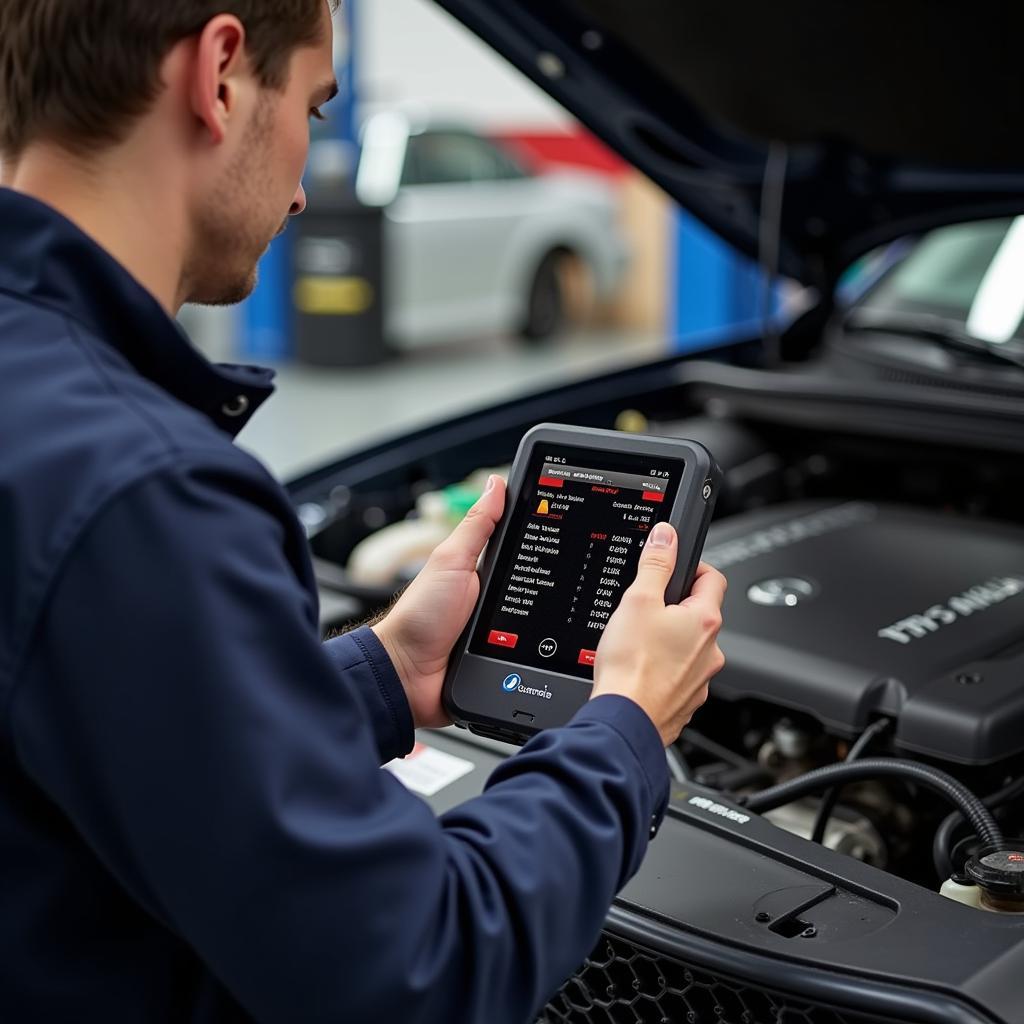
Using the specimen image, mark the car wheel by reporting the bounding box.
[520,252,566,343]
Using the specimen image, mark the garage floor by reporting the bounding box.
[234,331,666,480]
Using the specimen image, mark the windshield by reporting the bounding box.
[855,217,1024,345]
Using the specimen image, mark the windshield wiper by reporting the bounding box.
[844,309,1024,370]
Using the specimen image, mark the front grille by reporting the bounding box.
[540,933,897,1024]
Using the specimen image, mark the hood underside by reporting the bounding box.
[432,0,1024,288]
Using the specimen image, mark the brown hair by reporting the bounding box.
[0,1,338,157]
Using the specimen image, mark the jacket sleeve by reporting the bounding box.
[322,625,415,764]
[11,456,669,1024]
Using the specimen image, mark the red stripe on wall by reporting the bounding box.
[492,128,629,178]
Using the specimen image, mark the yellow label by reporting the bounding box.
[294,276,374,315]
[536,499,550,515]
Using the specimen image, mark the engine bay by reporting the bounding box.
[688,500,1024,891]
[704,499,1024,765]
[291,351,1024,906]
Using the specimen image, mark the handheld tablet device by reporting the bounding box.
[442,424,720,744]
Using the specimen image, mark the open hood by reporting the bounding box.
[432,0,1024,290]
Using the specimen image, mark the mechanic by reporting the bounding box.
[0,3,726,1022]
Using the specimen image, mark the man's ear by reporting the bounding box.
[190,15,248,146]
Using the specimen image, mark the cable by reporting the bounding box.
[738,758,1003,850]
[932,774,1024,882]
[810,719,891,846]
[665,746,690,784]
[679,728,752,770]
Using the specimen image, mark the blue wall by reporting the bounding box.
[670,208,775,353]
[236,0,359,361]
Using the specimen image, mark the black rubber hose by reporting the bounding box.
[739,758,1003,849]
[810,719,891,846]
[932,775,1024,881]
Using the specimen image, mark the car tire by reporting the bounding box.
[520,251,566,343]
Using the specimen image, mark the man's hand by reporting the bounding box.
[592,523,727,746]
[372,475,506,728]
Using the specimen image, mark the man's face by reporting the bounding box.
[186,3,337,305]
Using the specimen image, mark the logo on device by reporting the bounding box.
[502,673,522,692]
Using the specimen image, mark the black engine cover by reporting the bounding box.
[704,501,1024,764]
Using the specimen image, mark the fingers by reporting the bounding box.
[710,645,726,676]
[629,522,678,599]
[680,561,727,611]
[432,475,506,572]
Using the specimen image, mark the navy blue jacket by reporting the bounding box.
[0,188,669,1024]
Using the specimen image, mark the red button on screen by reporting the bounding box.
[578,649,597,667]
[488,630,519,649]
[642,490,665,503]
[538,475,565,488]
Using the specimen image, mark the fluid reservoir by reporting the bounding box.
[939,877,984,910]
[346,477,502,586]
[965,842,1024,913]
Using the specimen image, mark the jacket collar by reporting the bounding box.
[0,187,274,437]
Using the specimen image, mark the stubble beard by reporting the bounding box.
[184,97,285,307]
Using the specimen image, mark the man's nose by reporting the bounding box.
[290,183,307,217]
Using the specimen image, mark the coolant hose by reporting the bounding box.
[739,758,1003,849]
[810,718,891,846]
[932,775,1024,882]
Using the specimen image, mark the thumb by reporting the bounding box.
[433,475,506,572]
[630,521,677,599]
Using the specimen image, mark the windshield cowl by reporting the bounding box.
[845,308,1024,370]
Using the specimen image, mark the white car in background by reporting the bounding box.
[355,112,629,347]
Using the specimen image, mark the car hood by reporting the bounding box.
[431,0,1024,291]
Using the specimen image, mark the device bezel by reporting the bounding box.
[441,423,720,744]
